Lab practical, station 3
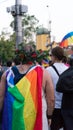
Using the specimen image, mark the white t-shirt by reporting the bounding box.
[46,63,68,109]
[42,90,50,130]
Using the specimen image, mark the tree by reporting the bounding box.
[10,14,39,46]
[0,41,14,64]
[0,14,39,64]
[0,31,15,64]
[22,14,39,45]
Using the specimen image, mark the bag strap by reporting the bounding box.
[52,65,60,76]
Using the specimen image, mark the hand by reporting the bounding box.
[48,119,52,126]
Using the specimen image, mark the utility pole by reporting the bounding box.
[46,5,51,43]
[46,5,52,50]
[48,20,51,43]
[7,0,28,49]
[15,0,23,49]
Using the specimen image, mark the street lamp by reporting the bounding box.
[7,0,28,49]
[49,20,51,42]
[46,5,52,49]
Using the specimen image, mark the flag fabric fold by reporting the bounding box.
[2,65,43,130]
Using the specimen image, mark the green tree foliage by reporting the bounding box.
[0,31,15,64]
[0,39,14,64]
[0,14,39,64]
[0,14,50,64]
[10,14,39,45]
[22,14,39,44]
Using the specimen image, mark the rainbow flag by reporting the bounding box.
[2,65,43,130]
[60,31,73,47]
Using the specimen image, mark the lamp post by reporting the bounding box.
[7,0,28,49]
[46,5,52,50]
[48,20,51,43]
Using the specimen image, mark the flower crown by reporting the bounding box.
[15,44,49,65]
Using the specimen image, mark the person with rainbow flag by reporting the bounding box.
[0,44,54,130]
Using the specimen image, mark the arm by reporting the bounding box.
[0,72,6,111]
[43,69,55,124]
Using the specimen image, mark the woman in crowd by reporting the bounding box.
[46,46,68,130]
[0,44,54,130]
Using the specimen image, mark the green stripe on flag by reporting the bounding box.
[8,86,26,130]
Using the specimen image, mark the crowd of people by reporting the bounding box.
[0,45,73,130]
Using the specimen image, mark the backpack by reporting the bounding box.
[52,65,73,93]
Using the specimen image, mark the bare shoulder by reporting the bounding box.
[42,68,53,89]
[43,68,51,79]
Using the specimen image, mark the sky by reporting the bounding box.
[0,0,73,42]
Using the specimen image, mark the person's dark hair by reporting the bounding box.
[13,58,20,65]
[62,56,67,63]
[51,46,64,61]
[68,55,73,66]
[15,44,36,64]
[49,60,53,66]
[6,60,12,67]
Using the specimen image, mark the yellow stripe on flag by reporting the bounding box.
[16,76,36,130]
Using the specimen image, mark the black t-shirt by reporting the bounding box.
[62,93,73,109]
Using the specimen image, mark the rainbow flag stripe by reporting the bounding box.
[60,31,73,47]
[2,65,43,130]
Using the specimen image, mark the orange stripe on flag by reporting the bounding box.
[26,70,38,111]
